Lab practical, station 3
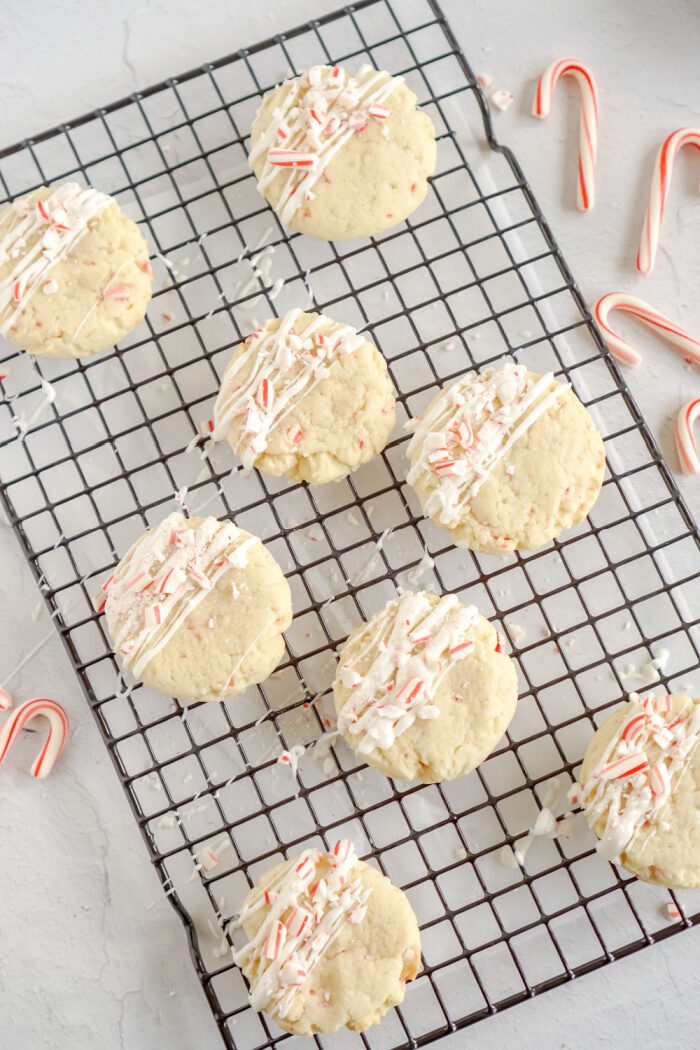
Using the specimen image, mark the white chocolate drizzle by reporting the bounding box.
[406,364,568,527]
[103,512,255,678]
[0,182,112,335]
[250,64,400,226]
[571,692,700,862]
[335,592,480,755]
[234,839,370,1018]
[211,308,364,468]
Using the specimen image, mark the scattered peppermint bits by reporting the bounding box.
[211,308,364,468]
[491,89,514,112]
[277,744,305,782]
[103,283,131,302]
[406,364,568,527]
[100,512,254,678]
[233,840,370,1018]
[251,65,401,226]
[573,692,700,862]
[335,593,479,755]
[0,183,112,335]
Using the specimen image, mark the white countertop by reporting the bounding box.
[1,2,698,1048]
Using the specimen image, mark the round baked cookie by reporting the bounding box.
[333,591,518,782]
[249,64,436,240]
[234,839,420,1035]
[575,692,700,889]
[211,308,396,484]
[406,363,605,555]
[0,181,152,358]
[102,512,292,703]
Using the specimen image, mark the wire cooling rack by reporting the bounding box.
[1,0,699,1047]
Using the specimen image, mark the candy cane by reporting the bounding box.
[0,697,69,778]
[675,398,700,475]
[533,58,599,211]
[637,128,700,275]
[593,293,700,369]
[596,752,649,780]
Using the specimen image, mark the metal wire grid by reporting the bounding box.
[0,0,699,1047]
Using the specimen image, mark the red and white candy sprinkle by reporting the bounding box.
[262,920,287,960]
[596,751,649,780]
[103,283,131,302]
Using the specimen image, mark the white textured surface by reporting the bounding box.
[0,2,698,1049]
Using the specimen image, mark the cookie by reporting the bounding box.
[102,512,292,703]
[234,839,420,1035]
[0,182,152,359]
[249,64,436,240]
[333,591,518,782]
[211,308,396,484]
[575,692,700,888]
[406,363,605,555]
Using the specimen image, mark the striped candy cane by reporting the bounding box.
[675,398,700,475]
[533,58,599,211]
[637,128,700,275]
[593,293,700,369]
[0,697,69,778]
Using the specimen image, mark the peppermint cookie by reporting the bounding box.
[249,64,436,240]
[574,692,700,888]
[0,182,152,359]
[102,512,292,703]
[234,839,420,1035]
[406,364,605,555]
[212,308,396,484]
[333,591,518,782]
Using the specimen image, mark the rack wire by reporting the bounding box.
[1,1,698,1047]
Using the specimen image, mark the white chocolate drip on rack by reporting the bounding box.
[234,839,370,1018]
[102,512,256,677]
[211,308,364,468]
[406,364,568,527]
[249,64,400,225]
[0,182,112,335]
[572,692,700,862]
[336,592,480,754]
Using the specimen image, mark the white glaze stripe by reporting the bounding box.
[0,182,112,335]
[212,308,364,467]
[336,593,480,754]
[406,365,568,528]
[250,65,400,226]
[234,840,370,1017]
